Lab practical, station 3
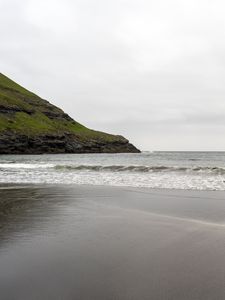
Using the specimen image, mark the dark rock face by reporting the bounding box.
[0,132,140,154]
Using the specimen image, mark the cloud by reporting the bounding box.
[1,0,225,150]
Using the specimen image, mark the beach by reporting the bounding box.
[0,184,225,299]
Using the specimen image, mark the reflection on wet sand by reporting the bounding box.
[0,186,59,245]
[0,185,87,246]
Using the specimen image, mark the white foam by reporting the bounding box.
[0,163,54,169]
[0,169,225,190]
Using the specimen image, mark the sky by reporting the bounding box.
[1,0,225,151]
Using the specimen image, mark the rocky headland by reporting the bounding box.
[0,73,140,154]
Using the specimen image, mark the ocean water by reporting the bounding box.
[0,151,225,190]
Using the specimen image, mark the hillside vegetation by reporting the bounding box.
[0,73,139,153]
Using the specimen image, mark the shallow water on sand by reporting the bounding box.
[1,185,225,299]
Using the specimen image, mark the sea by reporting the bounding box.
[1,151,225,190]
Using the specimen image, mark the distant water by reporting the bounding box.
[1,151,225,190]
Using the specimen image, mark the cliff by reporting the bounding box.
[0,73,140,154]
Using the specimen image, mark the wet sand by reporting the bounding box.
[0,185,225,299]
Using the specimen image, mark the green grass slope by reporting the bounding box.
[0,73,124,143]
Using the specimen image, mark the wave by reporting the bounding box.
[1,162,225,175]
[54,165,225,175]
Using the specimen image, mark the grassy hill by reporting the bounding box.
[0,73,140,154]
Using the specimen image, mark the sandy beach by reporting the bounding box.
[0,184,225,299]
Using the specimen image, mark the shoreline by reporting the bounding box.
[1,181,225,193]
[1,183,225,224]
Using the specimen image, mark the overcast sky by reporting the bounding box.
[1,0,225,150]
